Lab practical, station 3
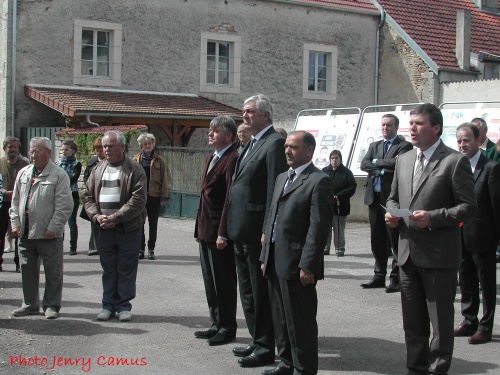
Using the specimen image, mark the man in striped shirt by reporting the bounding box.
[84,130,147,322]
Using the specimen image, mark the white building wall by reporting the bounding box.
[440,78,500,103]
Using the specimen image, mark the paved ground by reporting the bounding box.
[0,216,499,375]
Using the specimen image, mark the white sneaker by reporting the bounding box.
[12,306,40,317]
[4,246,12,253]
[45,307,58,319]
[97,309,115,321]
[118,311,132,322]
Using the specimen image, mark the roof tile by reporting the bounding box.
[376,0,500,70]
[25,85,243,119]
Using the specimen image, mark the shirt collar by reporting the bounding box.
[289,161,312,177]
[417,139,441,161]
[214,144,232,158]
[253,125,273,141]
[468,150,481,171]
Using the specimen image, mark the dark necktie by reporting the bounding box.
[206,155,219,175]
[243,138,257,159]
[283,170,296,194]
[412,152,424,195]
[383,141,391,158]
[272,170,296,243]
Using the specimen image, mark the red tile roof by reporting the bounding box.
[25,85,243,120]
[290,0,378,14]
[375,0,500,70]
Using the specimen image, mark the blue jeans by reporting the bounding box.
[98,228,141,313]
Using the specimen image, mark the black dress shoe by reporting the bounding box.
[453,325,477,337]
[385,280,400,293]
[361,277,385,289]
[139,251,145,259]
[238,352,275,367]
[262,366,294,375]
[207,332,235,346]
[194,329,217,339]
[233,344,255,357]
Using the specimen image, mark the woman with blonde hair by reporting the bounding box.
[133,133,168,260]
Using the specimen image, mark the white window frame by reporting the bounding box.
[200,32,241,94]
[73,20,122,87]
[302,43,338,100]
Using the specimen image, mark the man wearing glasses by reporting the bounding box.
[10,137,73,319]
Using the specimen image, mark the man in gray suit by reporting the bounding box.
[385,104,477,375]
[260,131,334,375]
[227,94,288,367]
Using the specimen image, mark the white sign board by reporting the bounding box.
[295,112,360,170]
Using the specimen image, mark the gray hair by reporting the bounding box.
[30,137,52,150]
[137,132,156,146]
[210,115,237,142]
[3,136,21,149]
[103,130,126,145]
[244,93,273,123]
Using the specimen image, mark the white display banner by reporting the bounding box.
[295,112,360,170]
[349,107,500,176]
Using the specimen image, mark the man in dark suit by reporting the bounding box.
[360,114,412,292]
[471,117,500,162]
[194,115,239,346]
[453,123,500,345]
[385,103,477,375]
[227,94,288,367]
[260,131,334,375]
[470,117,500,263]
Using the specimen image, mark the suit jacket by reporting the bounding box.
[321,163,356,216]
[361,137,413,205]
[260,163,334,280]
[194,146,239,242]
[386,141,477,269]
[227,127,288,243]
[462,153,500,253]
[482,138,500,163]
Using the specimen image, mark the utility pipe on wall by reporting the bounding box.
[10,0,17,137]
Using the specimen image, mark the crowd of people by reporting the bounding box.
[1,95,499,375]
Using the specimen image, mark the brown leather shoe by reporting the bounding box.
[468,330,492,344]
[454,325,477,337]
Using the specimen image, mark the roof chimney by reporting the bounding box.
[456,10,471,70]
[476,0,498,12]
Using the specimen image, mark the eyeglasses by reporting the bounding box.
[28,148,48,156]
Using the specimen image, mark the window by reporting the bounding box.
[73,20,122,87]
[81,30,110,77]
[308,52,328,92]
[302,43,338,100]
[200,32,241,94]
[484,63,499,79]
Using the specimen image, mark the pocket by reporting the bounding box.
[247,203,265,212]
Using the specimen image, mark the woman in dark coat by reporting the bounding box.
[322,150,357,256]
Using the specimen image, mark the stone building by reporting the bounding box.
[0,0,380,147]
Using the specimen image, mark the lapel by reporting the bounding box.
[411,141,446,201]
[375,140,384,159]
[234,127,275,179]
[204,147,232,183]
[385,137,401,158]
[280,164,314,199]
[473,153,486,183]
